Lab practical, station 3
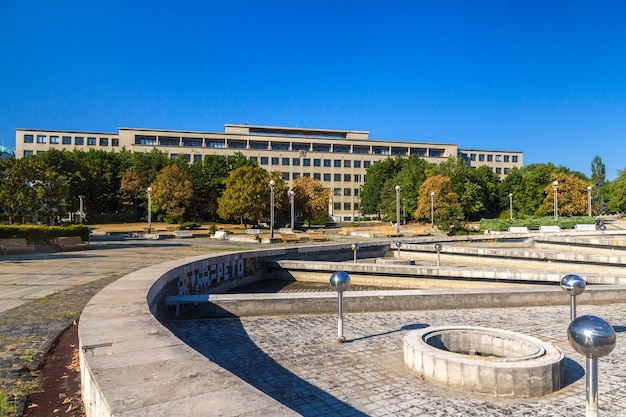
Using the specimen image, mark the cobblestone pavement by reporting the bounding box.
[0,236,255,414]
[169,303,626,416]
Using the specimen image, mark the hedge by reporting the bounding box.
[479,216,596,232]
[0,225,90,243]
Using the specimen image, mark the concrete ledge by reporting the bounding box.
[79,251,306,417]
[204,285,626,317]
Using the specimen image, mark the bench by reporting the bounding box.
[575,224,596,232]
[280,233,301,243]
[173,229,193,238]
[508,226,530,234]
[56,236,88,251]
[307,230,328,241]
[539,225,562,233]
[210,231,227,240]
[246,228,261,235]
[0,238,35,255]
[163,295,209,317]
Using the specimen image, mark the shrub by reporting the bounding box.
[0,225,90,242]
[179,222,201,230]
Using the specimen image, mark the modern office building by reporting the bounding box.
[15,124,523,221]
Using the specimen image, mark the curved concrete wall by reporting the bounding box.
[79,243,387,417]
[79,236,626,416]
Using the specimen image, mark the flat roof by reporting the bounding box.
[225,123,369,137]
[16,128,118,135]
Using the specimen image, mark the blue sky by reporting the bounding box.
[1,1,625,179]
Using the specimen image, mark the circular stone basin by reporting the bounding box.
[404,326,564,398]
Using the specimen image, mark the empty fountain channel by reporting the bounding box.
[404,326,564,398]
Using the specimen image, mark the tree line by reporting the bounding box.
[358,154,618,230]
[0,148,622,229]
[0,148,329,226]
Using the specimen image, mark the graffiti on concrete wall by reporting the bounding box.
[175,257,262,296]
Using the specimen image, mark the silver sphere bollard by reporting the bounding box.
[330,271,351,343]
[395,240,402,258]
[568,315,616,417]
[351,243,360,263]
[600,224,606,239]
[560,274,586,321]
[434,243,443,266]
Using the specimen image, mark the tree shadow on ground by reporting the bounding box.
[167,317,370,417]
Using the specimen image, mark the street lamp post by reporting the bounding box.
[78,195,84,223]
[509,193,513,220]
[553,181,559,221]
[146,187,153,233]
[269,180,275,241]
[587,186,592,217]
[395,185,401,235]
[430,191,435,228]
[289,190,295,230]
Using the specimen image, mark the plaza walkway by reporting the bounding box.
[2,223,626,416]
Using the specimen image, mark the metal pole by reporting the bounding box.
[269,180,275,241]
[431,192,435,228]
[509,193,513,220]
[78,195,84,223]
[147,187,152,234]
[586,356,598,417]
[588,186,592,217]
[337,292,344,341]
[570,295,577,321]
[395,185,401,235]
[289,190,295,230]
[553,181,558,221]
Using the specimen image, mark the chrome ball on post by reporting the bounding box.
[434,243,443,266]
[330,271,351,292]
[568,315,616,416]
[560,274,586,296]
[568,315,616,358]
[330,271,351,343]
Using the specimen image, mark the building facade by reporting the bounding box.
[15,124,523,221]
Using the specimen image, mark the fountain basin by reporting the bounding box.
[404,326,564,398]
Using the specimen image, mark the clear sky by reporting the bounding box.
[1,1,625,179]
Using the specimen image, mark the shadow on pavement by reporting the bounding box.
[167,317,370,417]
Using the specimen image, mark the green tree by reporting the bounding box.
[591,156,607,214]
[291,176,330,226]
[151,164,193,222]
[360,156,405,218]
[604,169,626,214]
[0,158,39,224]
[217,166,286,225]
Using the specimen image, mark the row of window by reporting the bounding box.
[276,171,363,182]
[333,202,358,211]
[135,135,445,157]
[249,156,372,169]
[24,134,119,147]
[468,153,518,163]
[165,153,376,169]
